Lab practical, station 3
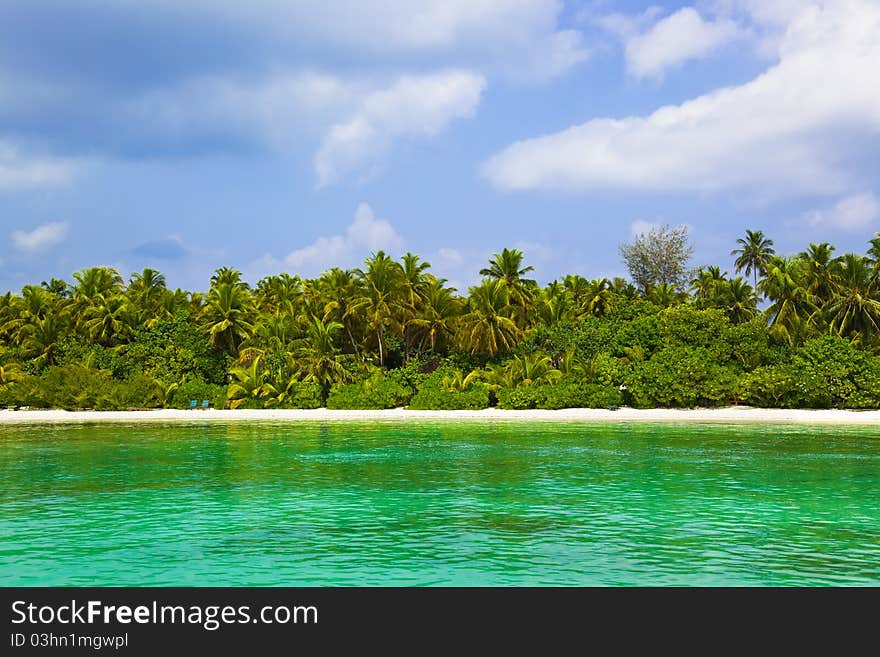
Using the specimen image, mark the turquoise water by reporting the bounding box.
[0,421,878,586]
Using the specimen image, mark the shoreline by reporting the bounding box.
[1,407,880,425]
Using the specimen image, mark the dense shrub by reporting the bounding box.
[274,381,324,409]
[118,313,229,385]
[626,347,736,408]
[170,378,227,410]
[737,337,880,408]
[496,382,622,410]
[326,375,412,409]
[408,381,490,410]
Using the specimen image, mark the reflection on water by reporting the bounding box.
[0,421,878,585]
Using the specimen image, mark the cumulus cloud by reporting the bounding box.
[615,8,746,78]
[11,222,69,252]
[280,203,404,276]
[0,142,79,190]
[483,0,880,198]
[803,192,880,231]
[315,70,486,185]
[0,1,583,164]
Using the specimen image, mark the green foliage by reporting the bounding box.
[274,381,324,409]
[408,372,490,410]
[626,347,736,408]
[496,382,622,410]
[119,312,228,384]
[326,374,413,409]
[736,337,879,408]
[0,365,163,410]
[170,379,227,410]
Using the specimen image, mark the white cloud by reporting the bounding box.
[315,70,485,185]
[11,222,69,252]
[630,220,659,237]
[621,8,745,78]
[437,248,464,266]
[803,192,880,231]
[281,203,404,276]
[125,72,359,151]
[0,142,79,190]
[143,0,586,79]
[483,0,880,198]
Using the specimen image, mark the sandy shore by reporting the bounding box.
[1,407,879,425]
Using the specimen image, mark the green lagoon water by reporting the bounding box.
[0,421,878,586]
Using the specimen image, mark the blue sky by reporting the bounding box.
[2,0,879,293]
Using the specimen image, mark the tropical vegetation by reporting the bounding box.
[3,230,880,411]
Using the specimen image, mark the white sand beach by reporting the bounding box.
[1,407,879,425]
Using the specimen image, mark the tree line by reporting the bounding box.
[1,228,879,411]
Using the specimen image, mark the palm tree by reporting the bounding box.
[317,268,363,356]
[732,230,775,289]
[457,279,519,356]
[797,243,838,304]
[579,278,614,318]
[201,282,255,356]
[409,278,461,353]
[537,282,572,324]
[399,253,431,361]
[19,314,66,368]
[759,256,818,345]
[480,248,537,322]
[353,251,404,366]
[211,267,249,289]
[719,277,758,323]
[227,356,274,409]
[255,273,302,315]
[128,268,168,328]
[440,369,482,393]
[823,254,880,344]
[646,283,683,308]
[72,267,124,301]
[690,266,727,303]
[291,315,352,390]
[83,295,131,346]
[502,353,562,387]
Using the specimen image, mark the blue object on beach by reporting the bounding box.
[201,400,210,409]
[188,400,198,409]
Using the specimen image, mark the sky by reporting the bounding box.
[1,0,879,293]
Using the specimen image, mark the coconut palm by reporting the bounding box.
[759,256,818,345]
[226,356,274,409]
[457,279,519,356]
[646,283,683,308]
[719,277,758,323]
[83,295,131,346]
[440,369,482,393]
[479,248,538,321]
[797,243,838,304]
[19,314,66,368]
[732,230,775,289]
[352,251,404,366]
[291,315,353,390]
[201,282,255,356]
[503,353,562,387]
[317,268,363,356]
[579,278,614,318]
[823,254,880,344]
[690,266,727,303]
[128,268,168,328]
[409,278,461,353]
